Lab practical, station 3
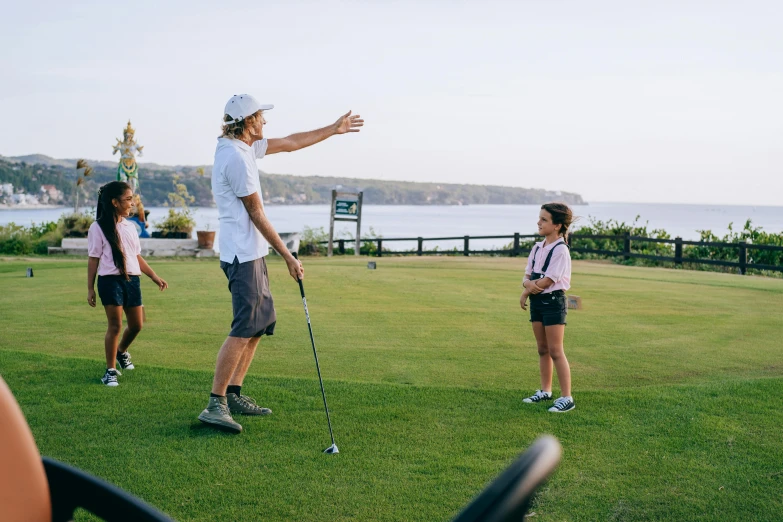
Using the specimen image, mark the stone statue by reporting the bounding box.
[112,120,144,192]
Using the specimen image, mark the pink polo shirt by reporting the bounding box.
[524,238,571,294]
[87,219,142,276]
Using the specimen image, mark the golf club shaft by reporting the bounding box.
[292,253,336,446]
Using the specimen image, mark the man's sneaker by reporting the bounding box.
[227,393,272,416]
[101,369,119,387]
[523,390,553,403]
[116,351,134,371]
[198,396,243,433]
[548,396,576,413]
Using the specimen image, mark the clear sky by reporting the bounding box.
[1,1,781,205]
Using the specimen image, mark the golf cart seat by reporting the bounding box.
[451,435,561,522]
[0,376,172,522]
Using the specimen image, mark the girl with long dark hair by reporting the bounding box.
[87,181,168,386]
[520,203,576,412]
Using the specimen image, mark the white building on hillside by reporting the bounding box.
[10,193,40,205]
[40,185,64,204]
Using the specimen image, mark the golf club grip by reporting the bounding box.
[291,251,306,297]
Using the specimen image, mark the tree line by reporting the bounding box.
[0,157,585,207]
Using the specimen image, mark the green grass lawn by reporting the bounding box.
[1,255,782,521]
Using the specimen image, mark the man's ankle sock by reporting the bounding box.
[227,385,241,396]
[210,393,224,399]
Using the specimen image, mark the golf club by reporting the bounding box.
[291,252,339,454]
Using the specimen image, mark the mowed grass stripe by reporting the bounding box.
[1,256,782,391]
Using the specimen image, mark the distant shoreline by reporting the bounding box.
[0,204,66,210]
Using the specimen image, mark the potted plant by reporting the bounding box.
[197,224,215,249]
[193,167,215,248]
[59,211,95,238]
[153,208,195,238]
[152,174,196,238]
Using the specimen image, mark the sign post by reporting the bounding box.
[328,189,363,257]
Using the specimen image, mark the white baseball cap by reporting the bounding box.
[223,94,273,125]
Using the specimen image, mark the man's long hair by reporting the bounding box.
[219,110,262,140]
[96,181,131,280]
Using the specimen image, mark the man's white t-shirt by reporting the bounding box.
[212,137,269,263]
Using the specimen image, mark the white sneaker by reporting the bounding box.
[101,369,119,387]
[548,396,575,413]
[523,390,552,403]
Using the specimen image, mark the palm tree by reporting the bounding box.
[74,159,93,213]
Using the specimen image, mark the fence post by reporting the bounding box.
[739,241,747,275]
[674,237,683,266]
[328,189,336,257]
[463,236,469,256]
[623,232,631,261]
[417,237,423,256]
[338,239,345,255]
[377,239,382,257]
[513,233,520,257]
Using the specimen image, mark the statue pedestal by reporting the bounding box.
[49,238,216,258]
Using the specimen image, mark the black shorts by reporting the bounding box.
[97,275,142,308]
[529,290,567,326]
[220,256,277,338]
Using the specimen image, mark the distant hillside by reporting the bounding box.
[0,154,586,207]
[1,154,180,172]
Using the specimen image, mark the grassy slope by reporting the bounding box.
[1,256,782,521]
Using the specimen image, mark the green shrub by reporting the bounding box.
[685,220,783,275]
[297,226,388,256]
[152,174,196,236]
[58,211,94,238]
[570,215,674,267]
[298,226,329,255]
[154,208,195,235]
[501,236,538,254]
[0,221,62,255]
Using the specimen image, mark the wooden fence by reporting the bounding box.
[320,233,783,275]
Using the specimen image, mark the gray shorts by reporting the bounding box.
[220,256,277,338]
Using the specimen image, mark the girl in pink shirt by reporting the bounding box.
[520,203,575,412]
[87,181,168,387]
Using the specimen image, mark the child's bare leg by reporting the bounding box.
[531,322,552,392]
[118,306,143,354]
[544,324,571,396]
[103,305,123,369]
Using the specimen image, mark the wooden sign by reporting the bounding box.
[329,189,363,257]
[335,200,359,216]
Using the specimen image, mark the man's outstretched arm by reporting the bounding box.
[266,110,363,154]
[239,192,304,281]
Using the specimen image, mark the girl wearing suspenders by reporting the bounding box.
[520,203,575,412]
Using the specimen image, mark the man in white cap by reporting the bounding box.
[198,94,363,433]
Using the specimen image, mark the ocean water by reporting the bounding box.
[3,202,781,251]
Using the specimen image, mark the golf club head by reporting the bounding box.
[323,444,339,454]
